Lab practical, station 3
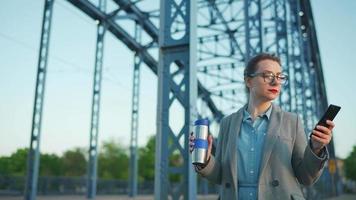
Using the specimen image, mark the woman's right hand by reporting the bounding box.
[189,132,213,164]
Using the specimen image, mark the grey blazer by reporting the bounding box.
[197,104,328,200]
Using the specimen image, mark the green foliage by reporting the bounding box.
[0,156,11,175]
[169,152,182,183]
[98,140,129,180]
[40,153,63,176]
[137,135,184,183]
[138,135,155,181]
[344,145,356,181]
[62,148,87,177]
[4,148,29,176]
[0,147,87,177]
[0,135,187,183]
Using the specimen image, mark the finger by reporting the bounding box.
[189,141,195,147]
[311,135,329,145]
[315,125,332,135]
[313,130,332,141]
[326,120,335,129]
[189,135,195,142]
[207,135,213,159]
[314,138,329,147]
[208,135,213,147]
[189,132,194,140]
[312,130,330,140]
[316,131,332,141]
[315,125,329,132]
[312,132,330,142]
[189,141,194,153]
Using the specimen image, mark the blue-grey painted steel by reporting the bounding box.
[289,0,309,126]
[196,1,247,114]
[203,1,246,59]
[129,23,142,197]
[25,0,54,200]
[38,0,339,198]
[273,0,292,111]
[155,0,198,199]
[299,0,341,197]
[298,0,319,132]
[244,0,263,59]
[87,0,106,199]
[67,0,223,122]
[298,7,318,132]
[110,0,224,121]
[298,0,328,115]
[302,38,318,132]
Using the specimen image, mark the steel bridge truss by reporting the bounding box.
[25,0,340,199]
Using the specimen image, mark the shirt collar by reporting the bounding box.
[243,104,273,121]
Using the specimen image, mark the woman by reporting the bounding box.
[190,53,335,200]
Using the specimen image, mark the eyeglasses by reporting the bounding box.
[247,71,288,85]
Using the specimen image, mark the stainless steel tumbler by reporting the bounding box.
[192,119,209,165]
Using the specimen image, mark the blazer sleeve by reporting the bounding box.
[291,115,329,186]
[196,117,226,185]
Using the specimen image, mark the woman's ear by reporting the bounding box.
[245,77,252,90]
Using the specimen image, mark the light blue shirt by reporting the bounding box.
[237,105,272,200]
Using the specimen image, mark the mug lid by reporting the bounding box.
[194,118,209,126]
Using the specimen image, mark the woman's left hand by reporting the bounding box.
[311,120,335,155]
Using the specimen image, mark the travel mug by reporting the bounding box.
[192,119,209,165]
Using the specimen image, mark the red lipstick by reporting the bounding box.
[268,89,279,94]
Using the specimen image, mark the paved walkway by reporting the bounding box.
[325,194,356,200]
[1,194,355,200]
[0,195,219,200]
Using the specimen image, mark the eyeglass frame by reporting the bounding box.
[246,71,289,85]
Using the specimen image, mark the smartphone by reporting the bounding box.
[310,104,340,138]
[316,104,341,128]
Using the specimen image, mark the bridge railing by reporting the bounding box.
[4,175,353,198]
[0,175,218,196]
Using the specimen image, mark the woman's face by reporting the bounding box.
[246,59,283,102]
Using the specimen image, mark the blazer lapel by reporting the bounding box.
[228,105,245,193]
[258,103,283,180]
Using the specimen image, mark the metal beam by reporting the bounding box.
[289,0,309,124]
[64,0,337,197]
[112,0,158,42]
[87,0,106,198]
[66,0,223,121]
[244,0,263,59]
[299,0,340,197]
[155,0,197,199]
[273,0,292,111]
[25,1,54,199]
[128,23,142,197]
[204,0,246,60]
[111,0,224,120]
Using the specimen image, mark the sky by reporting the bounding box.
[0,0,355,159]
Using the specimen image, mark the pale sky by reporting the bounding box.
[0,0,355,159]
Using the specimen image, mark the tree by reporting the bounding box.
[39,153,63,176]
[0,156,11,175]
[138,135,183,183]
[344,145,356,181]
[7,148,28,176]
[138,136,156,182]
[98,140,129,179]
[62,148,87,177]
[1,148,63,177]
